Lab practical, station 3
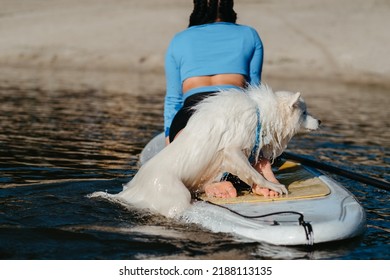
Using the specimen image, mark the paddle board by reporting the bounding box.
[140,133,366,246]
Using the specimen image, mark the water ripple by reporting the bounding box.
[0,86,163,187]
[0,83,389,259]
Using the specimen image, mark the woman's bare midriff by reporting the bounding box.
[182,74,245,93]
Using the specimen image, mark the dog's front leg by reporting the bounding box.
[222,147,288,195]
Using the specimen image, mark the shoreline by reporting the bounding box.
[1,0,389,93]
[1,65,389,95]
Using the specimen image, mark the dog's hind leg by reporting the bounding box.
[128,179,191,218]
[221,147,288,195]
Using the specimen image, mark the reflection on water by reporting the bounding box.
[0,87,162,187]
[0,81,389,259]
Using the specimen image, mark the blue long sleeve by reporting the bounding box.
[248,28,263,86]
[164,41,183,137]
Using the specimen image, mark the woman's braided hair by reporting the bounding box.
[189,0,237,27]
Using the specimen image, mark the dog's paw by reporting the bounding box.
[264,182,288,195]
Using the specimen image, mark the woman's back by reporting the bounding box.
[166,22,263,86]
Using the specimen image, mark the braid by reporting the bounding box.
[205,0,219,23]
[218,0,237,23]
[189,0,208,27]
[188,0,237,27]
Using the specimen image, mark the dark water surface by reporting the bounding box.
[0,81,389,259]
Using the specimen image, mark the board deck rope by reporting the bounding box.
[196,197,314,245]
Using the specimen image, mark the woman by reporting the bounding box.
[164,0,280,198]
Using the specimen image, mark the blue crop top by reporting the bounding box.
[164,22,264,136]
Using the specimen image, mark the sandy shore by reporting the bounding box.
[0,0,389,92]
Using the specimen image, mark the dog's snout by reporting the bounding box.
[318,120,322,125]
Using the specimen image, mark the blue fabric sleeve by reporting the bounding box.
[164,40,183,137]
[248,28,264,85]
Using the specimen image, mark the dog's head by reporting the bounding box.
[275,91,321,133]
[247,86,321,160]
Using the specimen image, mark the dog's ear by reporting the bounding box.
[289,92,301,108]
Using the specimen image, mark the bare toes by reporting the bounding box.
[205,182,237,198]
[252,185,280,197]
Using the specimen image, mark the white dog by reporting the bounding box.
[90,84,320,217]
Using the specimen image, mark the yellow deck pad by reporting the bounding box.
[201,161,331,205]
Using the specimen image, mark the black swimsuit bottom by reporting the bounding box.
[169,91,216,142]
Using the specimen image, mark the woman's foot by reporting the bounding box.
[252,184,280,198]
[204,181,237,198]
[253,157,279,183]
[252,157,282,197]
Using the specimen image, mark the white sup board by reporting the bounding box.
[140,133,366,246]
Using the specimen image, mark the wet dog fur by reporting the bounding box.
[90,84,320,217]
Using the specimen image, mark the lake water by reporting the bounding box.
[0,79,389,259]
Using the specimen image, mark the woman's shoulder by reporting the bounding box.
[217,22,261,39]
[235,23,262,42]
[178,22,258,34]
[235,23,260,34]
[169,22,260,45]
[170,27,193,43]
